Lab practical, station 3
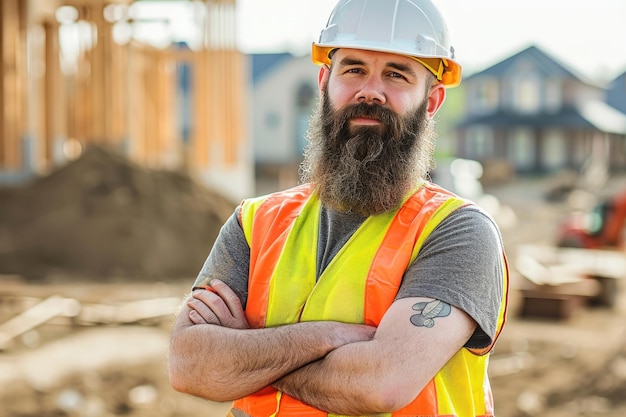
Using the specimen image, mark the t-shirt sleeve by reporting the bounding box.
[395,206,506,349]
[192,208,251,308]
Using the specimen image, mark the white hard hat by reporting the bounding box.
[312,0,462,87]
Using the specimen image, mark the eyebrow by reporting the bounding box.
[336,56,417,77]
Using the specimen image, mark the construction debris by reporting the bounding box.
[0,295,80,350]
[516,243,625,319]
[0,293,181,351]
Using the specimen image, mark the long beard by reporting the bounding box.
[300,89,436,216]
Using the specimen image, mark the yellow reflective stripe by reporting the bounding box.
[266,195,321,326]
[240,195,267,247]
[435,349,491,416]
[409,197,468,263]
[269,391,282,417]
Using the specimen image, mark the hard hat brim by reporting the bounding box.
[311,43,462,88]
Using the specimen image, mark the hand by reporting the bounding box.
[187,279,249,329]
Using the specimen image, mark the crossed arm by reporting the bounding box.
[168,279,477,415]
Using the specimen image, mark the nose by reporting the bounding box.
[355,76,386,105]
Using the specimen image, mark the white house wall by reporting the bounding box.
[253,56,320,164]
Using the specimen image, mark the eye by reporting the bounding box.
[388,71,407,80]
[345,67,364,74]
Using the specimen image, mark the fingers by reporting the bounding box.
[187,292,221,325]
[188,280,249,329]
[191,287,231,324]
[188,309,208,325]
[207,280,248,327]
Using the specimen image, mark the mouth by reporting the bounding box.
[349,116,381,126]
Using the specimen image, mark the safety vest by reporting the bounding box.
[233,183,509,417]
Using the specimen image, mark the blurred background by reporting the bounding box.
[1,0,626,416]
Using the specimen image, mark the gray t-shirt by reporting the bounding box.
[194,203,505,349]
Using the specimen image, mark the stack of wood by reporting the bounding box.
[515,244,625,319]
[0,277,183,351]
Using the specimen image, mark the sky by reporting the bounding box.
[131,0,626,83]
[233,0,626,83]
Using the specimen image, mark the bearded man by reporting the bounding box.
[168,1,509,416]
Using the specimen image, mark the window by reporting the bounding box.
[544,79,562,113]
[511,72,541,114]
[264,111,280,129]
[542,130,566,171]
[471,78,499,115]
[508,128,535,171]
[466,126,494,159]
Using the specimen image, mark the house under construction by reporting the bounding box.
[0,0,252,200]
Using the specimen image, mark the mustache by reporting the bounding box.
[330,101,427,149]
[329,102,398,135]
[341,102,395,123]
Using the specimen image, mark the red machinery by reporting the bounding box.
[557,189,626,250]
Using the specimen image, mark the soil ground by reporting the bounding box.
[1,148,625,416]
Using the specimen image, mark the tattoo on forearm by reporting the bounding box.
[410,300,451,328]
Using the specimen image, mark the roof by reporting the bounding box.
[250,53,296,84]
[455,102,626,135]
[456,108,593,130]
[579,100,626,134]
[606,71,626,114]
[465,44,584,82]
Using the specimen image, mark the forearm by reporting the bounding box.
[169,307,375,402]
[273,298,478,415]
[273,339,402,415]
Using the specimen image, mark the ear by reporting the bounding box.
[318,65,330,93]
[426,83,446,118]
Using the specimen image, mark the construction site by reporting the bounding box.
[2,145,626,417]
[2,1,626,417]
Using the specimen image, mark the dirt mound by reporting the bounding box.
[0,145,237,281]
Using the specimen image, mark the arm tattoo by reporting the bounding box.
[410,300,451,328]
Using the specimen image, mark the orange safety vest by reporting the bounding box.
[233,183,509,417]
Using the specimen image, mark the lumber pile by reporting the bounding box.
[0,279,183,351]
[515,244,625,319]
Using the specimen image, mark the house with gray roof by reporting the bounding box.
[454,45,626,183]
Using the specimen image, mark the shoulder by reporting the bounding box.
[438,206,503,244]
[420,206,505,263]
[239,184,317,242]
[404,181,472,218]
[240,184,313,219]
[414,204,505,274]
[242,184,314,207]
[411,181,502,241]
